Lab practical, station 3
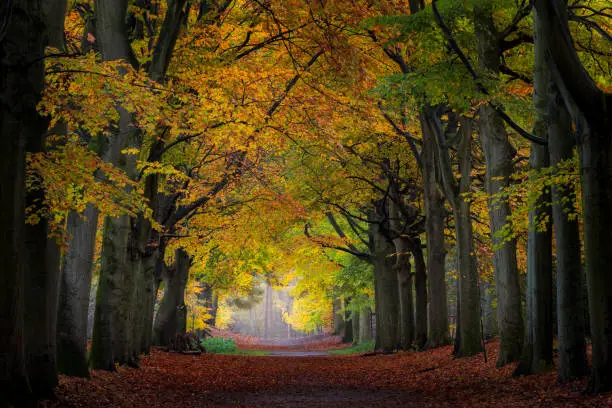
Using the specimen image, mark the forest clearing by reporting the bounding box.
[1,0,611,407]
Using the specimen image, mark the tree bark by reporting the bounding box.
[333,297,345,336]
[548,87,588,381]
[428,112,480,356]
[0,2,47,404]
[153,249,190,346]
[57,207,99,377]
[481,280,496,339]
[89,0,143,370]
[359,307,373,343]
[474,6,523,365]
[533,0,608,390]
[371,203,399,352]
[352,311,360,345]
[421,118,449,348]
[90,215,129,370]
[396,238,414,350]
[24,167,62,397]
[515,11,554,376]
[342,298,354,343]
[412,238,427,349]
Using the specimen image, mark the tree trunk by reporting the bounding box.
[428,112,480,356]
[359,307,373,343]
[474,6,523,365]
[581,127,612,392]
[548,88,588,381]
[0,2,47,404]
[24,191,61,397]
[412,239,427,349]
[515,13,554,375]
[153,249,190,346]
[333,297,345,336]
[133,248,164,355]
[264,281,272,339]
[454,189,481,357]
[210,292,219,327]
[90,215,129,370]
[533,0,611,392]
[396,241,414,350]
[342,298,354,343]
[481,280,496,339]
[88,0,141,371]
[516,146,553,375]
[421,117,449,348]
[57,207,99,377]
[371,204,399,352]
[352,311,360,345]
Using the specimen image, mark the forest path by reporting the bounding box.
[50,340,609,407]
[266,350,329,356]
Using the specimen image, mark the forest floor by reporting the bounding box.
[44,338,612,407]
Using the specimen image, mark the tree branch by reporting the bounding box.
[431,0,547,146]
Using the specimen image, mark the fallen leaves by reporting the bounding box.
[45,338,612,407]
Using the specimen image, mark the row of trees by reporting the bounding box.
[0,0,610,406]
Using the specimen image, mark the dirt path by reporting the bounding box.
[49,340,611,408]
[266,351,329,357]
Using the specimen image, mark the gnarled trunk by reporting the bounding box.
[153,248,190,346]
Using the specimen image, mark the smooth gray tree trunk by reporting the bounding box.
[371,203,400,352]
[421,118,449,348]
[533,0,611,392]
[429,113,480,356]
[548,88,588,381]
[390,196,414,350]
[57,206,99,377]
[481,280,496,339]
[474,6,523,365]
[352,311,360,345]
[359,307,373,343]
[515,12,553,376]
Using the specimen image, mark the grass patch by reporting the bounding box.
[200,337,238,354]
[200,338,270,355]
[328,341,375,355]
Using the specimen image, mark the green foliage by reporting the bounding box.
[200,337,239,354]
[328,341,375,355]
